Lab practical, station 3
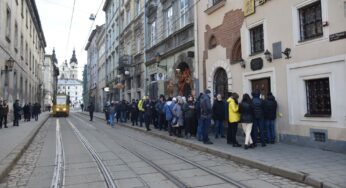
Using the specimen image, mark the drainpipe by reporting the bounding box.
[193,0,200,95]
[143,0,148,96]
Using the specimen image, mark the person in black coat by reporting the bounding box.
[143,98,153,131]
[183,95,195,138]
[212,94,225,139]
[13,100,21,126]
[251,90,266,147]
[88,102,95,121]
[130,99,138,126]
[264,92,277,144]
[155,95,166,130]
[0,100,3,129]
[239,93,254,149]
[33,102,40,121]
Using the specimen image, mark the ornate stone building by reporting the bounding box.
[145,0,196,99]
[0,0,46,112]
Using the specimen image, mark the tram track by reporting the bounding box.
[66,118,118,188]
[73,113,249,188]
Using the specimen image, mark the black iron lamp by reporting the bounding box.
[1,57,15,74]
[264,49,272,62]
[282,48,291,59]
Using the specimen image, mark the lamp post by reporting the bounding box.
[1,57,15,100]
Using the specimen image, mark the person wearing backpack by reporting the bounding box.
[156,95,166,130]
[264,92,277,144]
[251,90,266,147]
[164,97,176,136]
[200,89,213,144]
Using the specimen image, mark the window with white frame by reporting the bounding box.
[249,24,264,54]
[298,1,323,41]
[166,7,173,36]
[150,21,156,47]
[305,77,331,117]
[180,0,189,28]
[6,6,11,42]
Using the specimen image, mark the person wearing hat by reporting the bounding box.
[200,89,213,144]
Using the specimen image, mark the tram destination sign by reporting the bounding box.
[329,31,346,42]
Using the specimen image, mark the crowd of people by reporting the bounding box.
[102,89,277,149]
[0,99,41,129]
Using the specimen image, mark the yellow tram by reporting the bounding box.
[52,94,70,117]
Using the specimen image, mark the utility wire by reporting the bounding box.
[65,0,76,60]
[81,0,105,54]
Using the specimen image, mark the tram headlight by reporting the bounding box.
[63,108,66,111]
[56,108,60,111]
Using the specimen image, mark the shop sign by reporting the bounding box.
[329,31,346,42]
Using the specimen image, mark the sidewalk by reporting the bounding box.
[0,113,50,181]
[82,112,346,188]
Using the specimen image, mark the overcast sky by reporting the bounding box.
[36,0,105,80]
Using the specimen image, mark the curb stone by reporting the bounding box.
[79,112,327,188]
[0,115,50,182]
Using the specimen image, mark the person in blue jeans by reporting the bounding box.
[251,90,266,147]
[109,102,116,127]
[264,92,277,144]
[212,94,225,139]
[200,89,213,145]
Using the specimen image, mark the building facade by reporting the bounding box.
[57,79,83,107]
[197,0,346,152]
[57,50,83,108]
[144,0,196,99]
[85,24,106,112]
[42,49,58,110]
[103,0,146,102]
[0,0,46,113]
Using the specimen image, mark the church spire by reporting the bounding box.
[52,48,58,64]
[70,49,78,64]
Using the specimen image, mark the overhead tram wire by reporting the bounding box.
[80,0,105,54]
[65,0,76,60]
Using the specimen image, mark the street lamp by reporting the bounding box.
[264,49,272,62]
[1,57,15,100]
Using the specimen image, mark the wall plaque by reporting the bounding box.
[244,0,255,17]
[250,58,263,71]
[329,31,346,42]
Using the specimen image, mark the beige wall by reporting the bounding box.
[240,0,346,142]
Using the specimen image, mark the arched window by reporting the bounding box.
[231,38,242,62]
[208,35,218,49]
[213,68,228,99]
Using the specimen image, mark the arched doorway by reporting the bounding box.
[213,68,228,99]
[176,62,192,97]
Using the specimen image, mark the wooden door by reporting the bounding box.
[251,78,271,99]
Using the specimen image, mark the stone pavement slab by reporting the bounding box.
[81,112,346,188]
[0,113,50,181]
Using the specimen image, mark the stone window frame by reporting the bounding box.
[249,24,264,55]
[165,6,174,37]
[245,19,268,57]
[305,77,331,117]
[298,1,323,42]
[292,0,329,46]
